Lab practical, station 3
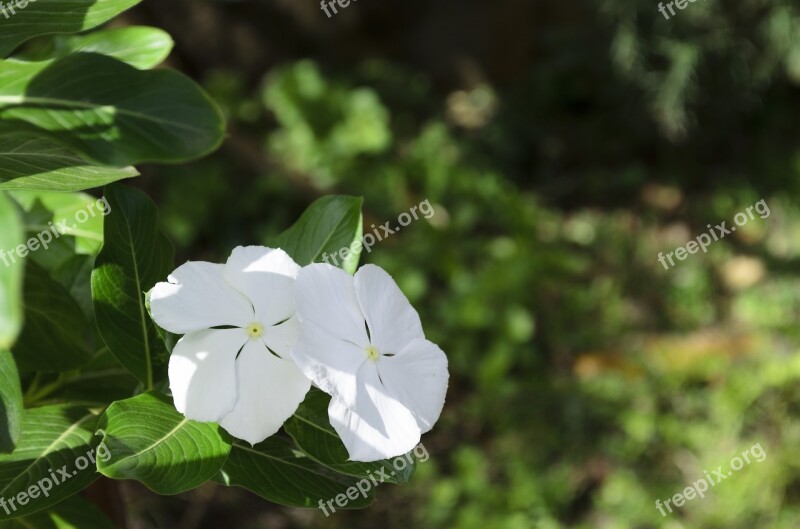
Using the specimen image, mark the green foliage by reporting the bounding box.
[0,194,23,349]
[10,190,106,256]
[603,0,800,139]
[0,0,432,522]
[0,134,138,192]
[12,262,91,372]
[271,195,364,274]
[264,61,392,188]
[38,27,174,69]
[217,437,375,509]
[6,0,800,525]
[0,496,116,529]
[157,36,800,524]
[96,392,232,495]
[0,54,225,166]
[285,389,416,485]
[0,406,100,520]
[0,0,141,57]
[91,185,174,387]
[0,187,385,518]
[0,351,22,454]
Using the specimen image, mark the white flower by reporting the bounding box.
[292,264,449,462]
[149,246,311,445]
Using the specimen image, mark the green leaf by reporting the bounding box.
[52,366,137,408]
[92,184,174,388]
[0,192,24,349]
[11,190,110,256]
[0,53,226,165]
[16,236,75,279]
[50,255,95,320]
[0,133,138,192]
[0,0,142,58]
[285,389,416,484]
[50,349,138,408]
[271,195,364,274]
[0,406,100,520]
[0,495,116,529]
[96,392,232,495]
[12,261,91,372]
[217,436,376,509]
[49,26,173,69]
[0,350,22,454]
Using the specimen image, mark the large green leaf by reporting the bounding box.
[0,192,24,349]
[217,436,376,509]
[0,350,22,454]
[285,389,416,484]
[0,53,226,165]
[96,392,232,495]
[0,0,141,58]
[47,26,173,69]
[271,195,364,274]
[0,406,100,520]
[12,261,91,372]
[0,495,116,529]
[0,133,137,192]
[92,184,174,387]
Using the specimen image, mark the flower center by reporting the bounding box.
[365,345,380,361]
[247,322,264,338]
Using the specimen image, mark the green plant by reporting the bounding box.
[0,4,436,526]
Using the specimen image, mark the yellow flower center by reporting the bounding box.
[365,345,380,361]
[247,322,264,338]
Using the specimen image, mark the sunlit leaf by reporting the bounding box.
[96,392,232,494]
[0,350,22,454]
[0,133,137,193]
[0,0,142,57]
[271,195,363,274]
[0,406,100,520]
[0,54,225,165]
[0,192,24,349]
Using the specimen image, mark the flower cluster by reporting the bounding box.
[149,246,449,462]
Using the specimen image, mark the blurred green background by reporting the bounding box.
[114,0,800,527]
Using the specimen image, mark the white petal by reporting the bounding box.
[261,315,299,359]
[150,262,254,334]
[328,364,421,462]
[219,339,311,445]
[223,246,300,326]
[354,265,424,354]
[292,321,368,410]
[378,338,449,433]
[169,329,245,422]
[295,264,369,347]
